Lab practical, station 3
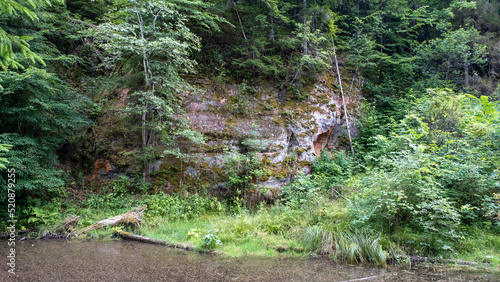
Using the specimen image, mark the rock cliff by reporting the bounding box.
[88,72,361,195]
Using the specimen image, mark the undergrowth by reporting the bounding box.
[24,188,500,270]
[15,89,500,270]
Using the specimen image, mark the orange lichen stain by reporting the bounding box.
[90,159,113,182]
[118,88,130,106]
[313,126,335,156]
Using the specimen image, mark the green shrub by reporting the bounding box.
[145,193,224,220]
[27,198,63,227]
[280,173,321,207]
[311,150,354,188]
[349,152,461,242]
[281,150,353,207]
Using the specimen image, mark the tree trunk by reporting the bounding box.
[303,0,308,55]
[114,230,195,251]
[235,5,247,41]
[142,112,147,147]
[331,39,355,156]
[74,206,146,236]
[270,16,275,39]
[464,63,469,88]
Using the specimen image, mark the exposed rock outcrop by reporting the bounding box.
[177,73,360,190]
[88,72,361,194]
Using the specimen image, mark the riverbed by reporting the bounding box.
[1,240,498,281]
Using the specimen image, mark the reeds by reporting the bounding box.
[303,226,388,266]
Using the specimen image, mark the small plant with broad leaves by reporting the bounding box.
[203,230,222,249]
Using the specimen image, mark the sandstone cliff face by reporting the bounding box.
[177,73,360,191]
[89,73,361,194]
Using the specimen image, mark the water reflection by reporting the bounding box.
[0,240,497,281]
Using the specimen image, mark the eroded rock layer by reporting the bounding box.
[89,73,361,194]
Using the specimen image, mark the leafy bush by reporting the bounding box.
[357,90,500,228]
[27,199,63,226]
[223,151,267,195]
[0,68,89,223]
[281,151,353,207]
[84,191,138,211]
[311,150,354,188]
[145,193,224,220]
[349,152,461,240]
[280,173,321,207]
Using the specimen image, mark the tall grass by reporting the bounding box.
[303,225,388,266]
[336,231,387,265]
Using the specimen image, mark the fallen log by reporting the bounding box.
[114,230,195,251]
[74,205,146,236]
[54,216,80,233]
[0,229,37,239]
[19,234,69,241]
[268,245,304,253]
[410,255,478,266]
[340,275,381,282]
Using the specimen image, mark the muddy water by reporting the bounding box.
[0,240,498,281]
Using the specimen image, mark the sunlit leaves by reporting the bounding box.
[462,94,500,137]
[0,143,11,170]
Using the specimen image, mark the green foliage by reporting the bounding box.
[0,143,11,169]
[3,0,500,267]
[81,176,153,212]
[145,193,224,220]
[187,228,201,239]
[88,0,227,176]
[84,190,138,211]
[0,0,91,224]
[27,198,62,226]
[350,88,500,254]
[311,150,353,185]
[66,0,111,21]
[281,150,353,207]
[334,230,387,265]
[202,230,222,249]
[225,84,254,116]
[349,152,462,242]
[416,26,487,88]
[223,150,266,193]
[0,67,88,202]
[0,0,60,70]
[280,173,321,208]
[111,175,132,196]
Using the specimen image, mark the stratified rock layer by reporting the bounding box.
[179,74,360,190]
[89,73,361,193]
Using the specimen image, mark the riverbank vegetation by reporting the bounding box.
[1,0,500,270]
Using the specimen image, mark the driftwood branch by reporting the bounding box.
[410,256,478,266]
[340,275,380,282]
[75,205,146,236]
[0,229,37,239]
[114,230,195,251]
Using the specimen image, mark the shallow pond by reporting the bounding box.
[1,240,498,281]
